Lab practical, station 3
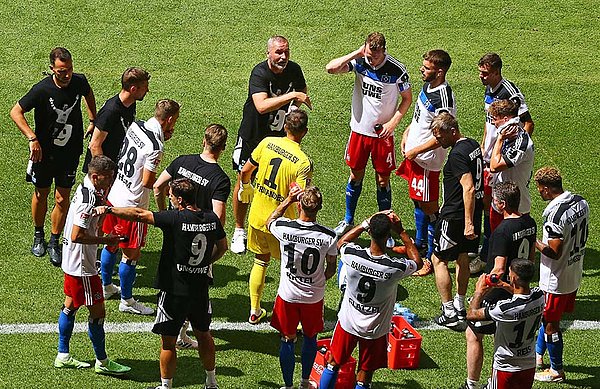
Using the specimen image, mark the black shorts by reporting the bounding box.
[468,288,511,335]
[231,135,257,172]
[26,155,79,188]
[152,287,212,336]
[433,216,482,261]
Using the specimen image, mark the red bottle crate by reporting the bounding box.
[309,338,356,389]
[387,315,422,369]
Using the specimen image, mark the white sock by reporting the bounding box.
[466,378,480,389]
[123,297,136,305]
[454,294,466,311]
[206,369,217,387]
[161,377,173,388]
[56,352,70,361]
[443,301,455,316]
[96,357,108,366]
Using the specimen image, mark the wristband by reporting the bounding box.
[361,220,370,231]
[28,137,37,142]
[106,206,113,214]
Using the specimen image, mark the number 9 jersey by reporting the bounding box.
[337,242,418,339]
[108,118,164,209]
[247,136,313,232]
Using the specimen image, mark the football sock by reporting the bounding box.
[453,294,466,312]
[344,179,363,224]
[249,259,269,312]
[34,226,44,237]
[319,364,339,389]
[301,335,317,379]
[58,305,76,353]
[465,378,480,389]
[100,247,118,286]
[376,184,392,212]
[88,317,107,361]
[413,202,427,248]
[161,377,173,388]
[205,369,217,387]
[545,331,564,371]
[355,382,371,389]
[49,233,60,245]
[279,338,296,387]
[443,301,456,317]
[426,213,438,259]
[536,322,547,356]
[119,260,137,300]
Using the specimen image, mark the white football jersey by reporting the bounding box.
[482,78,529,163]
[490,128,534,213]
[337,242,417,339]
[539,191,589,294]
[108,117,164,209]
[488,288,545,372]
[62,176,101,276]
[349,55,410,137]
[405,82,456,171]
[269,217,337,304]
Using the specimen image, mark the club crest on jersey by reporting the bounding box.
[362,82,382,99]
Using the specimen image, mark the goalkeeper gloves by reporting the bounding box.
[238,182,254,203]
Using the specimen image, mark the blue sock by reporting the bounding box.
[58,306,76,353]
[279,338,295,387]
[344,179,363,224]
[546,331,564,371]
[481,212,491,262]
[100,247,117,286]
[119,261,137,300]
[319,364,339,389]
[426,213,438,259]
[376,184,391,212]
[536,322,547,356]
[88,317,107,361]
[414,204,427,248]
[356,382,371,389]
[301,335,317,379]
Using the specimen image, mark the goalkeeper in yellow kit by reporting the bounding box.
[238,109,313,324]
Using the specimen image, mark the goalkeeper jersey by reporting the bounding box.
[248,136,312,232]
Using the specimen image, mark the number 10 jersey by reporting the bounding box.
[338,242,417,339]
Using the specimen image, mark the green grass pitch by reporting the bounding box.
[0,0,598,388]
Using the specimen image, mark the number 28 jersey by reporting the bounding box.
[248,136,313,232]
[153,208,225,296]
[338,242,417,339]
[108,118,164,209]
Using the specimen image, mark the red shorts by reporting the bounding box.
[102,212,147,249]
[396,159,440,202]
[543,290,577,322]
[329,322,388,372]
[270,295,324,338]
[483,167,493,196]
[63,273,104,308]
[490,367,535,389]
[345,131,396,174]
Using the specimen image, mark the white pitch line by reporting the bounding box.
[1,319,599,335]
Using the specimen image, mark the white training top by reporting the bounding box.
[269,217,337,304]
[108,117,164,209]
[539,191,589,294]
[337,242,417,339]
[62,176,101,277]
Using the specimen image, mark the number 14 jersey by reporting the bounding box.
[338,242,417,339]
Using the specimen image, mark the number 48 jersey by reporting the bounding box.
[269,217,337,304]
[153,208,225,296]
[338,242,417,339]
[108,118,164,209]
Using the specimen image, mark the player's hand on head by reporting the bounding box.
[288,183,303,202]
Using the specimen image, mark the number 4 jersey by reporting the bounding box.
[268,217,338,304]
[540,191,589,294]
[108,118,164,209]
[153,208,225,296]
[338,242,417,339]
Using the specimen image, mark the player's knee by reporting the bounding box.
[161,335,177,350]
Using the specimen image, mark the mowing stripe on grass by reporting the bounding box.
[1,319,599,334]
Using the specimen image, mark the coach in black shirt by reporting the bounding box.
[95,178,227,389]
[10,47,96,266]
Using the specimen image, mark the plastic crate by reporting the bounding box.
[387,315,422,369]
[309,338,356,389]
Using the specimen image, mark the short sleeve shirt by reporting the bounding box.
[18,74,91,160]
[486,215,537,279]
[237,61,307,146]
[153,208,226,296]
